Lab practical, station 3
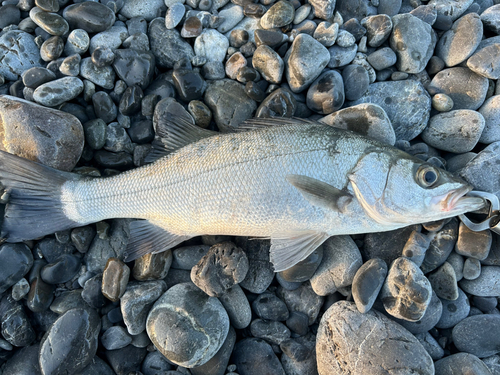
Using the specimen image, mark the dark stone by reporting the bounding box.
[105,345,147,375]
[452,314,500,358]
[22,66,56,89]
[255,87,297,118]
[63,2,116,33]
[82,274,107,309]
[0,295,36,347]
[112,49,155,90]
[252,291,289,321]
[172,68,207,102]
[232,338,286,375]
[41,254,81,284]
[0,243,33,294]
[127,118,155,144]
[119,85,144,116]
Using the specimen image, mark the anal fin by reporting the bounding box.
[124,220,192,262]
[270,231,330,272]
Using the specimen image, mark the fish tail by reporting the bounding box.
[0,150,82,242]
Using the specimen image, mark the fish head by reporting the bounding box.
[348,149,485,226]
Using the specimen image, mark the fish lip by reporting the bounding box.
[443,185,486,213]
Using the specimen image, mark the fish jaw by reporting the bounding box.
[430,185,486,216]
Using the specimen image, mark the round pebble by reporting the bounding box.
[352,258,387,313]
[453,314,500,357]
[63,2,116,33]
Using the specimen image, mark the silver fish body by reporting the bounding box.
[0,118,485,271]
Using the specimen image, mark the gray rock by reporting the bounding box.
[165,2,185,29]
[60,54,81,77]
[432,93,454,112]
[453,314,500,357]
[146,282,230,367]
[252,45,284,84]
[421,218,459,273]
[402,230,431,267]
[327,44,358,68]
[255,87,297,118]
[77,355,115,375]
[390,13,436,74]
[428,67,489,110]
[33,76,84,107]
[421,110,485,153]
[436,287,470,329]
[415,332,444,361]
[363,14,392,48]
[286,34,330,93]
[204,79,257,132]
[456,221,492,260]
[190,327,236,375]
[381,257,432,322]
[89,25,129,54]
[279,245,323,283]
[363,225,420,265]
[481,4,500,33]
[194,29,229,63]
[260,1,295,29]
[342,64,369,101]
[39,309,100,375]
[310,236,362,296]
[306,70,344,114]
[218,284,252,329]
[463,257,482,280]
[133,251,172,281]
[0,243,33,295]
[468,43,500,80]
[2,344,41,375]
[65,29,90,56]
[104,344,147,375]
[218,4,244,33]
[120,0,165,21]
[349,80,431,141]
[436,12,483,67]
[335,0,376,21]
[30,7,69,36]
[308,0,335,20]
[352,258,387,313]
[0,4,20,29]
[335,29,355,47]
[172,245,210,270]
[141,351,174,375]
[479,95,500,144]
[366,47,397,71]
[232,338,286,375]
[428,0,474,21]
[0,95,84,171]
[50,290,86,315]
[460,266,500,296]
[280,334,317,375]
[236,238,274,293]
[252,291,289,321]
[80,57,116,90]
[120,280,167,335]
[22,66,57,89]
[102,258,130,302]
[250,319,290,345]
[63,2,116,33]
[435,353,492,375]
[0,295,35,347]
[316,301,434,375]
[313,21,338,47]
[428,261,458,300]
[112,49,155,90]
[277,283,324,325]
[149,18,194,69]
[101,326,132,350]
[448,251,465,281]
[0,30,43,81]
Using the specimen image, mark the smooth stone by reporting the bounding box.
[352,258,387,313]
[217,4,244,33]
[456,221,492,260]
[235,238,274,293]
[252,291,289,321]
[479,95,500,143]
[0,4,20,29]
[190,327,236,375]
[308,0,335,20]
[30,7,69,36]
[0,30,43,81]
[255,87,297,118]
[101,326,132,350]
[313,21,338,47]
[453,314,500,357]
[316,301,434,375]
[63,2,116,33]
[172,68,207,102]
[463,257,482,280]
[459,142,500,198]
[65,29,90,56]
[481,4,500,33]
[50,290,86,314]
[306,70,344,114]
[39,308,100,375]
[93,92,118,124]
[60,54,81,77]
[204,79,256,132]
[435,353,493,375]
[12,278,30,301]
[105,344,147,375]
[277,283,324,325]
[348,80,431,141]
[428,262,458,300]
[363,14,392,48]
[460,266,500,296]
[120,280,167,335]
[2,344,41,374]
[89,26,128,55]
[401,230,431,267]
[119,85,144,116]
[0,95,83,171]
[165,2,185,29]
[111,49,155,90]
[149,18,194,69]
[84,119,107,150]
[342,18,366,41]
[279,245,323,283]
[390,13,436,74]
[380,257,432,322]
[286,34,330,93]
[22,66,57,89]
[225,52,246,80]
[474,296,498,313]
[335,0,376,21]
[40,254,81,285]
[40,36,64,62]
[81,274,106,309]
[436,12,483,67]
[146,282,229,367]
[260,1,294,29]
[232,338,286,375]
[250,319,291,345]
[0,243,33,294]
[77,355,115,375]
[0,295,36,347]
[33,76,83,107]
[104,122,134,153]
[310,236,362,296]
[428,67,489,110]
[218,284,252,329]
[102,257,130,302]
[172,245,210,270]
[428,0,474,21]
[194,29,229,63]
[327,44,358,68]
[432,93,454,112]
[341,64,369,101]
[421,219,459,273]
[80,57,116,90]
[252,45,284,84]
[120,0,164,21]
[335,29,356,47]
[415,332,444,361]
[133,250,172,280]
[122,32,150,52]
[141,351,174,375]
[421,110,485,153]
[366,47,397,71]
[436,287,470,329]
[447,251,465,281]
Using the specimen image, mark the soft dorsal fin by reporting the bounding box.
[270,231,330,272]
[286,175,352,213]
[124,220,192,262]
[236,117,321,131]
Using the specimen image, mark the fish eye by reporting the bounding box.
[417,165,439,188]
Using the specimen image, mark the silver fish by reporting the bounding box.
[0,117,485,271]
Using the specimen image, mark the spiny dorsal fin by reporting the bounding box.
[236,117,321,131]
[286,174,352,213]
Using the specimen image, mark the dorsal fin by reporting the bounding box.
[235,117,321,131]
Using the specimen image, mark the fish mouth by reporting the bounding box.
[442,185,486,214]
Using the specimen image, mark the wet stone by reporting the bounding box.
[277,283,323,325]
[59,54,81,77]
[82,274,106,309]
[0,295,36,347]
[80,57,116,90]
[50,290,86,314]
[217,4,244,33]
[121,280,167,335]
[463,257,482,280]
[84,119,107,150]
[65,29,90,56]
[390,13,436,74]
[93,91,117,124]
[149,19,194,69]
[428,262,458,301]
[366,47,397,71]
[313,22,338,47]
[12,278,30,301]
[40,37,64,63]
[91,46,115,68]
[146,282,229,367]
[232,338,286,375]
[104,122,134,153]
[0,30,43,81]
[172,68,207,102]
[381,257,432,322]
[456,221,492,260]
[101,326,132,350]
[352,258,387,313]
[30,7,69,36]
[0,243,33,294]
[63,2,116,33]
[252,45,284,84]
[260,1,295,29]
[363,14,392,48]
[436,287,470,329]
[286,34,330,93]
[481,4,500,34]
[421,110,485,153]
[102,257,130,302]
[250,319,291,345]
[105,344,147,375]
[40,254,81,285]
[306,70,344,115]
[133,251,172,280]
[435,353,492,375]
[22,67,56,89]
[453,314,500,357]
[188,100,212,128]
[39,308,100,375]
[316,301,434,375]
[479,95,500,144]
[255,87,297,118]
[279,245,323,283]
[119,85,143,116]
[252,291,289,321]
[191,242,249,297]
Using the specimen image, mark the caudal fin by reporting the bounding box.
[0,151,82,242]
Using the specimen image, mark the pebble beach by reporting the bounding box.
[1,0,500,374]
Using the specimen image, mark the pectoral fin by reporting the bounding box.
[270,231,330,272]
[124,220,192,261]
[286,175,352,213]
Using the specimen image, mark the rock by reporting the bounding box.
[310,236,362,296]
[428,262,458,300]
[363,226,420,265]
[428,67,489,110]
[33,77,84,107]
[252,292,289,321]
[77,355,115,375]
[218,284,252,329]
[165,2,185,29]
[468,43,500,80]
[363,14,392,48]
[277,283,323,325]
[232,338,286,375]
[80,57,116,90]
[436,12,483,67]
[133,251,172,280]
[0,95,84,171]
[435,353,493,375]
[101,326,132,351]
[94,92,118,124]
[0,4,20,29]
[436,287,470,329]
[366,47,397,71]
[194,29,229,63]
[40,254,81,285]
[380,257,432,322]
[146,282,229,367]
[460,266,500,296]
[65,29,90,56]
[390,13,436,74]
[191,242,249,297]
[252,45,284,84]
[352,258,387,313]
[428,0,474,21]
[30,7,69,36]
[102,257,130,302]
[306,70,344,114]
[22,67,57,89]
[463,257,482,280]
[255,87,297,118]
[421,219,459,273]
[172,68,207,102]
[204,79,257,132]
[327,44,358,68]
[63,2,116,33]
[286,34,330,93]
[149,19,194,69]
[279,245,323,283]
[481,4,500,33]
[320,103,395,145]
[432,93,454,112]
[479,95,500,144]
[421,110,485,153]
[335,0,376,21]
[316,301,434,375]
[260,1,294,29]
[39,309,100,375]
[120,280,167,335]
[341,64,369,101]
[112,49,155,90]
[60,54,81,77]
[0,30,43,81]
[401,230,431,267]
[218,4,244,33]
[0,243,33,294]
[313,21,338,47]
[105,344,147,375]
[0,295,35,347]
[120,0,165,21]
[336,29,356,47]
[89,26,129,55]
[2,344,41,374]
[348,80,431,141]
[453,314,500,357]
[456,221,492,260]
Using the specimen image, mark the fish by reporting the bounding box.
[0,116,485,272]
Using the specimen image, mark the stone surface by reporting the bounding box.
[435,353,493,375]
[352,258,387,313]
[102,257,130,302]
[479,95,500,144]
[33,77,84,107]
[0,30,43,81]
[0,295,35,347]
[460,266,500,296]
[427,262,458,300]
[316,301,434,375]
[63,2,116,33]
[306,70,344,115]
[120,0,165,21]
[232,338,286,375]
[80,57,116,90]
[453,314,500,358]
[436,287,470,329]
[112,49,155,90]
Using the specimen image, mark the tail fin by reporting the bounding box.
[0,151,82,242]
